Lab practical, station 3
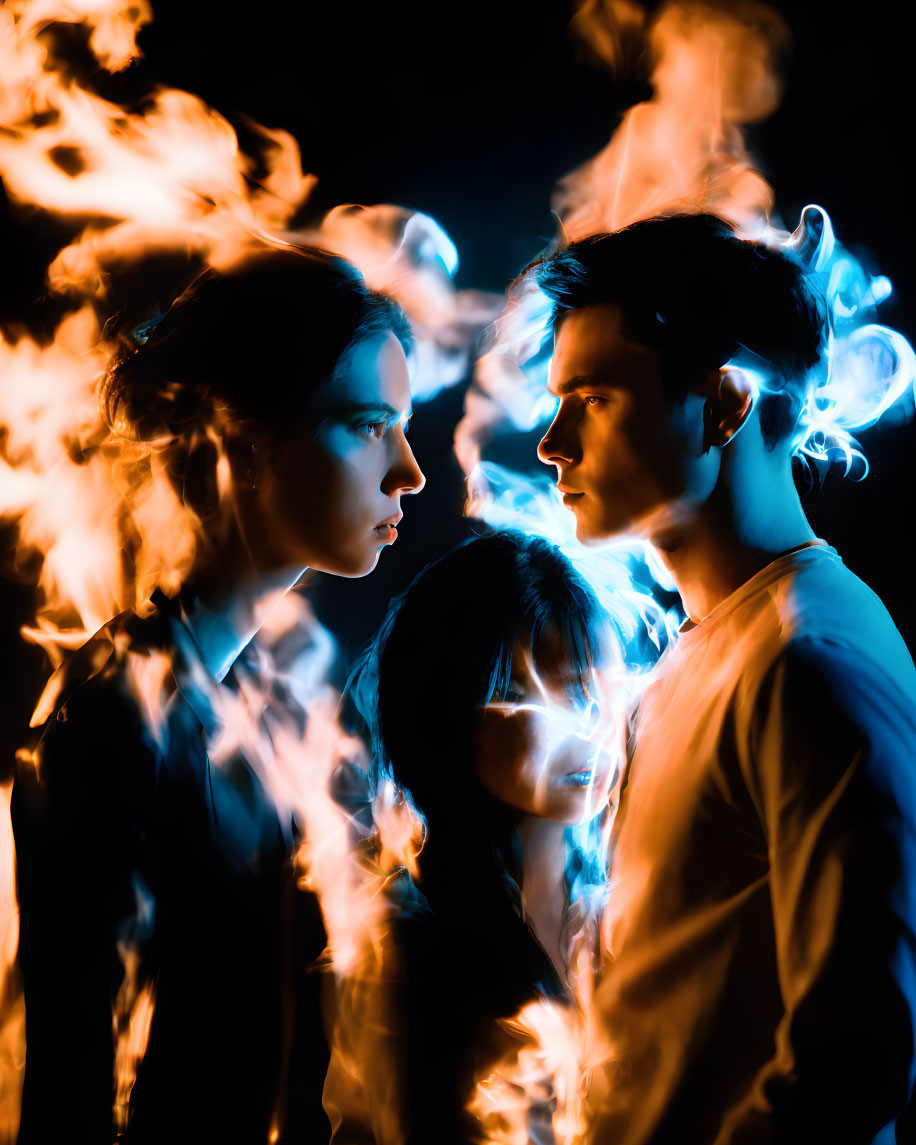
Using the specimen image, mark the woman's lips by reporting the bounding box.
[373,512,402,543]
[561,491,584,505]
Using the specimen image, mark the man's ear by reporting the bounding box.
[702,367,755,453]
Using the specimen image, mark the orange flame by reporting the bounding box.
[558,0,788,238]
[112,975,155,1132]
[468,882,616,1145]
[190,591,402,982]
[371,777,426,883]
[0,0,316,292]
[469,1000,591,1145]
[0,781,25,1145]
[0,0,321,677]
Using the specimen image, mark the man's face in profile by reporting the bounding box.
[538,302,698,543]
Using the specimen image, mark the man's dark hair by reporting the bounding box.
[535,214,827,448]
[103,242,412,441]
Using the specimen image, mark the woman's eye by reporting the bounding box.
[584,395,605,407]
[581,698,600,729]
[355,421,387,440]
[503,684,526,704]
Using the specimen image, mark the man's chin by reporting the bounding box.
[574,514,634,548]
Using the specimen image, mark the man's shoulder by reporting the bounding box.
[746,633,916,822]
[784,546,893,626]
[667,546,916,736]
[776,550,916,703]
[745,626,916,795]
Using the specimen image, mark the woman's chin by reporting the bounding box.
[313,546,383,579]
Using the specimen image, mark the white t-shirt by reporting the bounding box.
[590,544,916,1145]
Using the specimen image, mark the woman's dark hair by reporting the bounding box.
[102,242,412,441]
[535,214,827,447]
[349,531,606,918]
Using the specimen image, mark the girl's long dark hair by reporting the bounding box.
[347,530,607,993]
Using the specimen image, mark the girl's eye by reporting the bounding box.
[503,682,527,704]
[580,698,601,729]
[355,421,387,440]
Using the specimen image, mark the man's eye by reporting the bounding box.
[584,395,606,407]
[355,421,387,440]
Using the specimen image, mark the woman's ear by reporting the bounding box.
[702,367,756,453]
[224,423,276,495]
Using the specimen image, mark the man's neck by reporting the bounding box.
[649,458,818,623]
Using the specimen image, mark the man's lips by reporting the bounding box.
[558,485,585,504]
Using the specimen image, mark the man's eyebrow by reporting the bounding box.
[551,375,616,396]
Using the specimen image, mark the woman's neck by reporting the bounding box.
[180,530,305,682]
[516,817,570,982]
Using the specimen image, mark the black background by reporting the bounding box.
[3,0,915,723]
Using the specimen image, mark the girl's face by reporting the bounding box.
[251,331,425,577]
[473,640,615,824]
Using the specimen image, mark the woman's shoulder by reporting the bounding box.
[26,609,175,807]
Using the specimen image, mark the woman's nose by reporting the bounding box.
[384,431,426,496]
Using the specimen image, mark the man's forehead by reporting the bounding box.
[549,302,660,390]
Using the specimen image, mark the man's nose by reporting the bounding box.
[537,407,577,466]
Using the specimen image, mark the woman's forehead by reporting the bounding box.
[332,331,411,410]
[298,330,412,427]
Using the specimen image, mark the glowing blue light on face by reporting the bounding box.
[469,460,682,670]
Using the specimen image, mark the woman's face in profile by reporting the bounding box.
[252,331,425,577]
[473,642,614,824]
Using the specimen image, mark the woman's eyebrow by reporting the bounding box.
[329,400,407,422]
[349,401,400,418]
